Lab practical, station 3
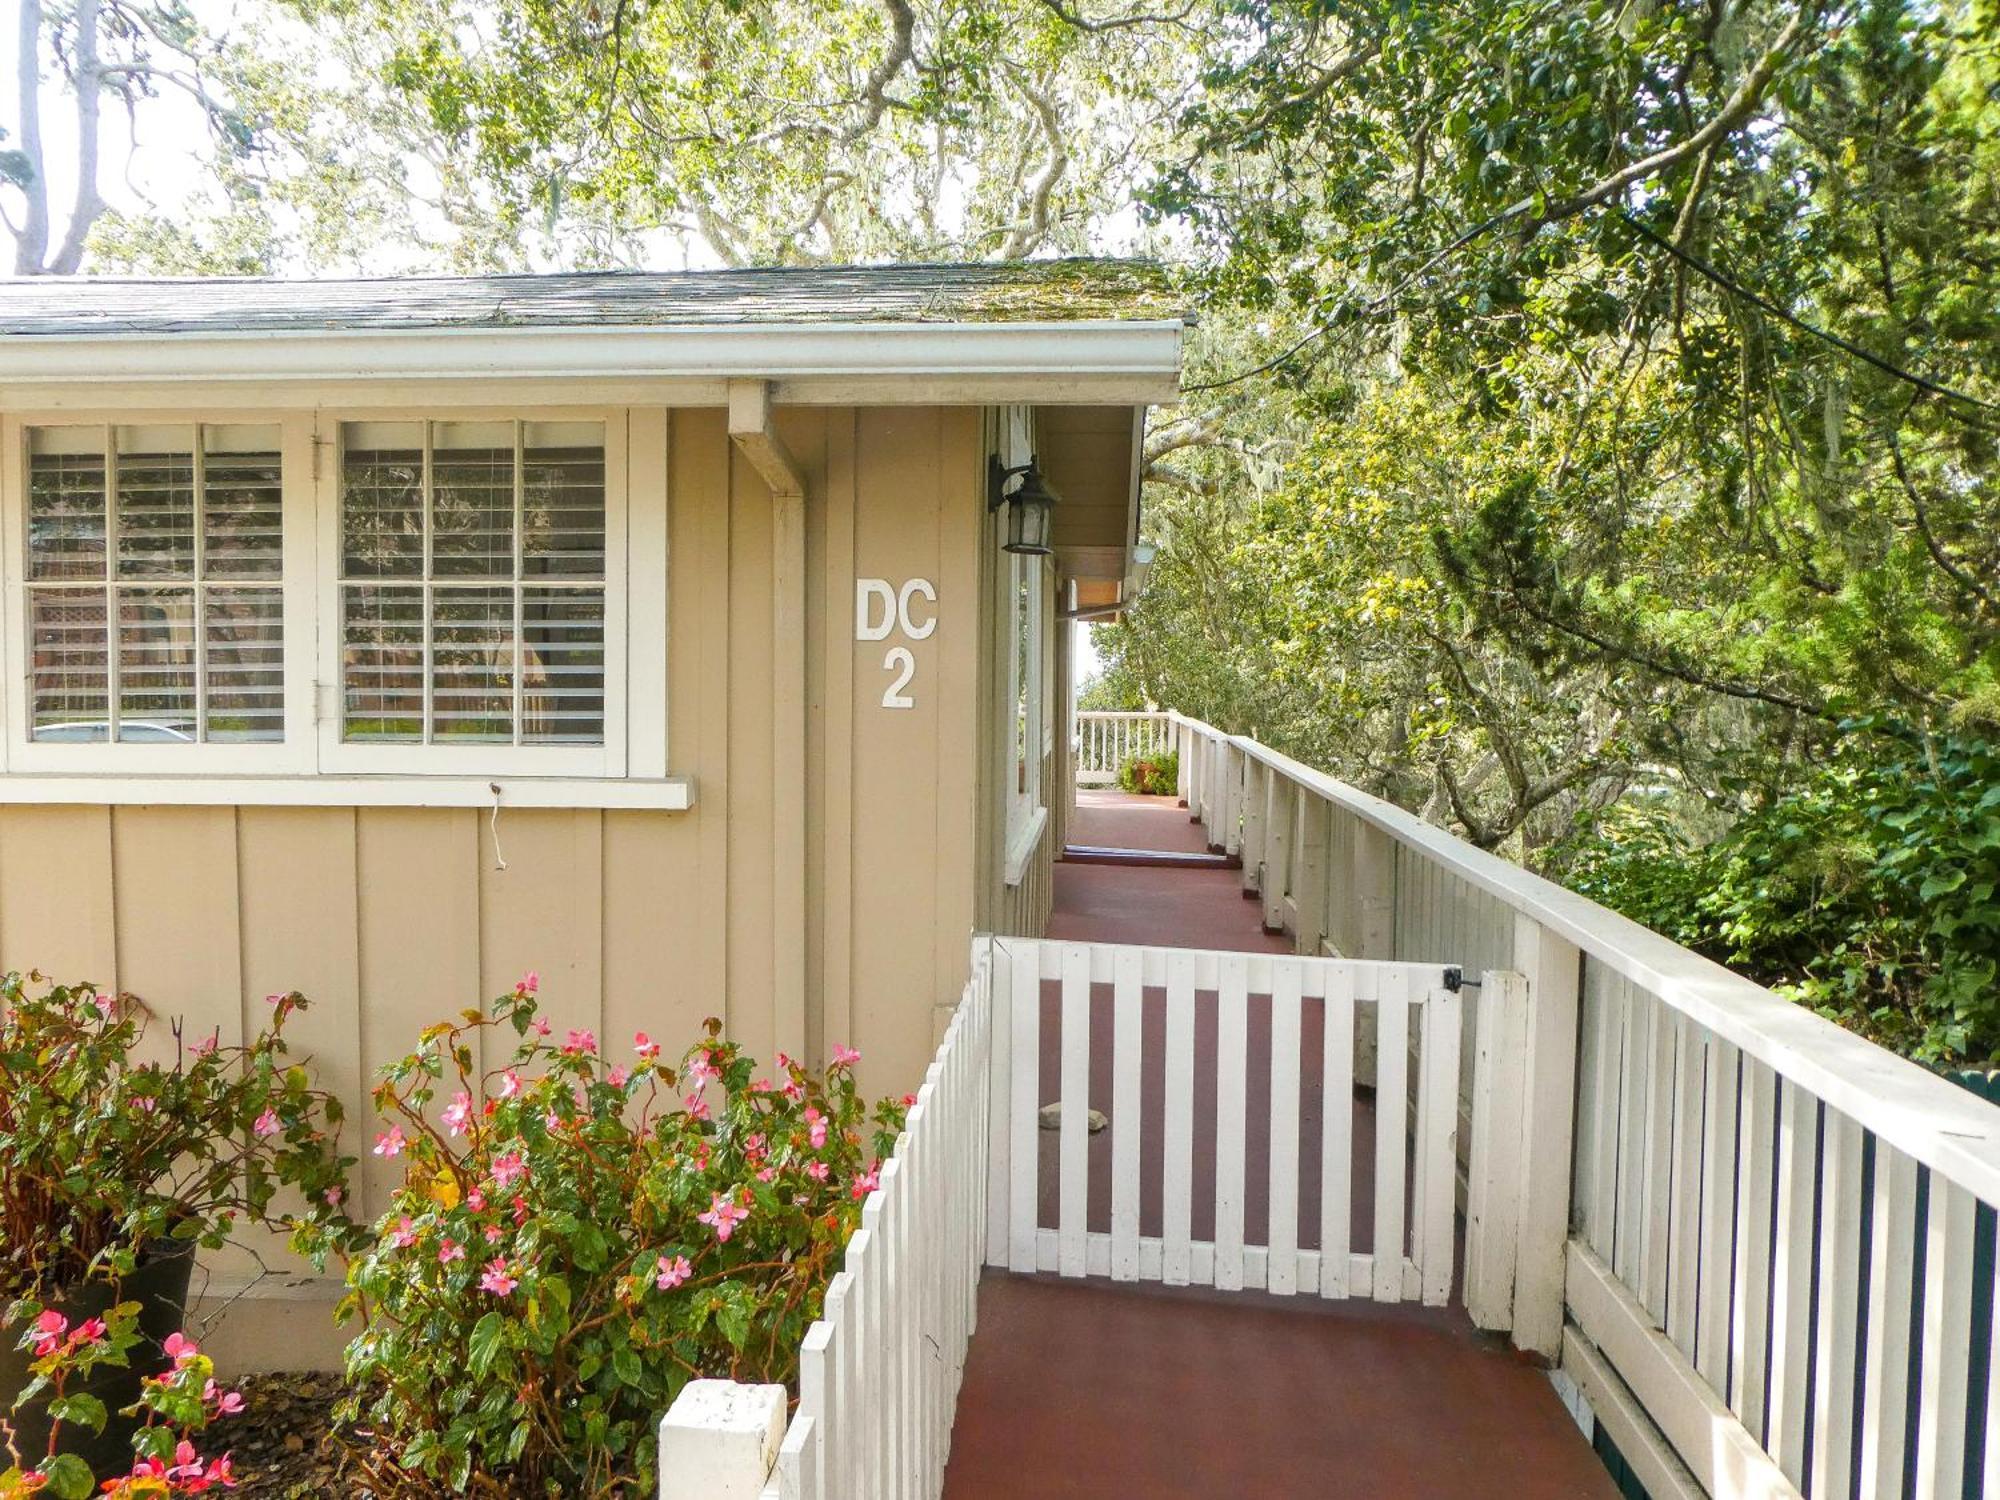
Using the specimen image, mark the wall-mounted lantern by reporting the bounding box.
[987,454,1058,556]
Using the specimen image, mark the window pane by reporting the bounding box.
[204,446,284,580]
[342,434,424,578]
[206,588,284,743]
[28,451,108,581]
[522,442,605,578]
[117,587,198,740]
[115,438,197,580]
[523,588,605,744]
[431,586,514,742]
[343,585,424,741]
[30,588,108,738]
[432,426,514,578]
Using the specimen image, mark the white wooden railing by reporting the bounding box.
[1169,709,2000,1500]
[982,935,1463,1305]
[661,941,995,1500]
[1074,710,1172,787]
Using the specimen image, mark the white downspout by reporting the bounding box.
[727,379,810,1065]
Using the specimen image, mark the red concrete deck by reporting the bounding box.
[941,791,1614,1500]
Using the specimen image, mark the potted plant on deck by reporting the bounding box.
[0,973,356,1489]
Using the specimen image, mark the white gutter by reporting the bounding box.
[0,319,1185,385]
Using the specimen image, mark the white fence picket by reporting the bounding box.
[1110,945,1143,1282]
[1215,953,1250,1292]
[1058,942,1091,1278]
[1373,970,1410,1303]
[1319,966,1355,1301]
[1162,949,1196,1287]
[1266,960,1303,1296]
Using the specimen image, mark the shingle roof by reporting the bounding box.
[0,259,1182,338]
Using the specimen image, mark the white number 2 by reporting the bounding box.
[881,646,916,709]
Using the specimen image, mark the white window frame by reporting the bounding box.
[314,409,630,780]
[0,414,318,777]
[0,408,674,804]
[999,405,1048,886]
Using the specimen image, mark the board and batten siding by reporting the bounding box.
[0,404,999,1222]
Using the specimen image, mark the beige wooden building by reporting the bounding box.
[0,264,1179,1287]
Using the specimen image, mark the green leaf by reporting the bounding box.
[42,1452,95,1500]
[468,1308,506,1377]
[48,1391,107,1433]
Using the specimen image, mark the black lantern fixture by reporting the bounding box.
[987,454,1058,556]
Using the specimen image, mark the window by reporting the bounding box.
[22,424,284,752]
[336,421,608,751]
[4,410,668,801]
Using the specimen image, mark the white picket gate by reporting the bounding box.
[1074,710,1173,787]
[983,936,1463,1306]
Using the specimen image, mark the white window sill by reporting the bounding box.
[1002,804,1049,887]
[0,773,696,811]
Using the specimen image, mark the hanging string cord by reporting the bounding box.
[489,783,509,871]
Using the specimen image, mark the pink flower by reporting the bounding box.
[518,971,540,995]
[510,1195,530,1227]
[442,1091,474,1136]
[389,1216,418,1249]
[747,1078,772,1094]
[203,1378,245,1416]
[804,1107,827,1150]
[31,1310,67,1356]
[685,1054,720,1090]
[756,1166,777,1182]
[830,1043,862,1068]
[437,1238,465,1264]
[530,1016,552,1038]
[163,1331,200,1366]
[683,1093,711,1121]
[633,1032,659,1061]
[466,1186,487,1211]
[607,1065,629,1088]
[850,1164,880,1201]
[92,992,116,1017]
[543,1108,563,1131]
[563,1028,597,1057]
[131,1095,158,1113]
[775,1051,796,1072]
[484,1224,503,1243]
[498,1070,523,1099]
[324,1185,345,1207]
[806,1160,829,1182]
[372,1126,406,1158]
[782,1080,806,1102]
[253,1108,280,1138]
[654,1254,692,1291]
[491,1151,527,1188]
[191,1033,219,1057]
[72,1318,106,1347]
[697,1192,750,1243]
[478,1258,518,1296]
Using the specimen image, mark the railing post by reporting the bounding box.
[1262,776,1292,934]
[1293,794,1330,956]
[1175,720,1191,806]
[1511,915,1582,1359]
[1351,819,1395,1083]
[1466,970,1530,1333]
[1240,755,1266,894]
[659,1380,788,1500]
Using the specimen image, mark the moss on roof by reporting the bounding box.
[0,258,1185,337]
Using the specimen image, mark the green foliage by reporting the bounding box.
[3,1313,246,1496]
[1117,750,1178,796]
[1561,730,2000,1064]
[342,977,907,1496]
[0,976,357,1305]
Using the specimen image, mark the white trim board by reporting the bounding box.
[0,773,694,810]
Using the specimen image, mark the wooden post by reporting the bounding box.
[1511,915,1582,1359]
[1262,776,1292,933]
[659,1380,787,1500]
[1351,820,1395,1084]
[1292,795,1330,956]
[1240,756,1266,895]
[1465,969,1530,1332]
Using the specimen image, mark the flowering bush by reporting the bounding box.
[0,973,357,1305]
[341,976,907,1496]
[1,1308,243,1498]
[0,972,356,1492]
[1118,750,1179,797]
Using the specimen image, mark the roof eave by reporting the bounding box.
[0,319,1186,408]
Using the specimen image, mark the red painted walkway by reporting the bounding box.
[942,791,1614,1500]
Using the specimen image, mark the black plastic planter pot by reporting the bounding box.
[0,1239,197,1479]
